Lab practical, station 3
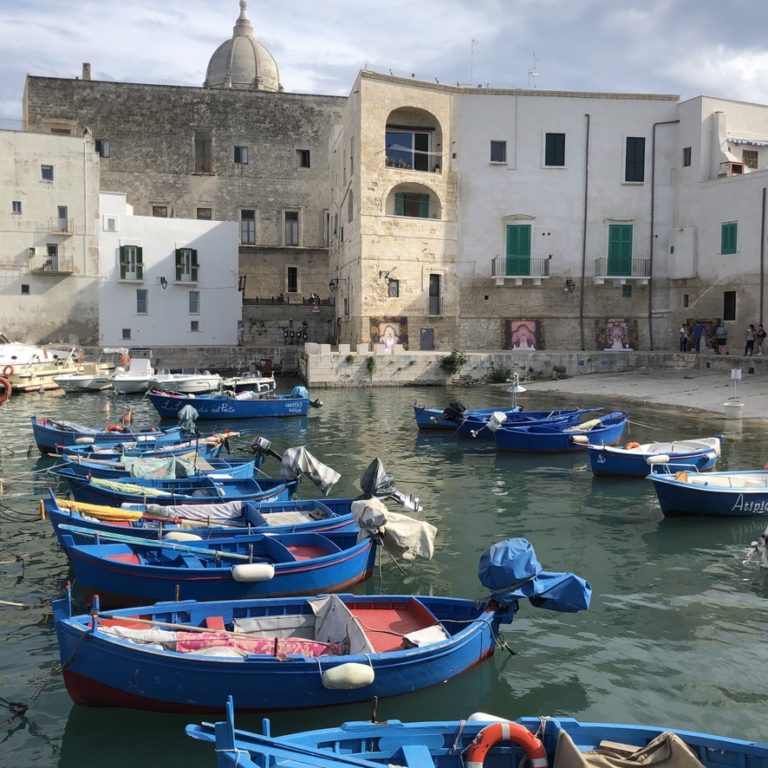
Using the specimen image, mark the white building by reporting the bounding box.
[0,129,100,343]
[98,192,241,347]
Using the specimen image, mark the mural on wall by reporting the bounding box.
[683,318,719,353]
[504,319,543,350]
[596,318,638,350]
[370,316,408,350]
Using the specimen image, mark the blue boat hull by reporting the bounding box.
[54,593,510,711]
[59,438,224,461]
[650,472,768,517]
[495,413,627,453]
[60,530,377,605]
[57,456,258,481]
[586,445,718,477]
[455,408,600,438]
[146,391,309,419]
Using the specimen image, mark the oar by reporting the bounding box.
[57,523,253,561]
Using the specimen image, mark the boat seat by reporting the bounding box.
[205,615,226,631]
[400,744,437,768]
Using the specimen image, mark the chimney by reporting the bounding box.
[82,63,91,81]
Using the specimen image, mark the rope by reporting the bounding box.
[0,660,59,730]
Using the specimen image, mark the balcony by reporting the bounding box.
[35,219,75,238]
[593,257,650,285]
[491,256,551,286]
[29,257,74,275]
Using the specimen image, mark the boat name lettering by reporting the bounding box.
[731,494,768,514]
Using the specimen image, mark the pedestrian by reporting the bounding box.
[679,324,688,353]
[715,320,728,355]
[692,321,703,353]
[745,323,756,356]
[757,323,767,355]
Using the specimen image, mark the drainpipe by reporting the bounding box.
[579,114,590,351]
[761,187,766,323]
[649,119,679,351]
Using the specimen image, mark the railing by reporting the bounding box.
[491,256,552,278]
[49,218,75,235]
[385,150,442,174]
[29,257,74,275]
[427,295,443,316]
[594,257,650,278]
[243,296,334,306]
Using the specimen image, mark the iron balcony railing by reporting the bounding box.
[427,295,443,316]
[29,257,74,275]
[385,149,442,174]
[491,256,552,278]
[594,257,651,278]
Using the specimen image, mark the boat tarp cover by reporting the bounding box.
[280,447,341,495]
[121,455,196,479]
[143,500,244,520]
[478,538,592,612]
[310,595,374,654]
[351,498,436,560]
[552,728,706,768]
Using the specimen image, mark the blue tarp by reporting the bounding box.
[478,538,591,613]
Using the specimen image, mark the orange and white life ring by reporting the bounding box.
[2,365,14,377]
[465,722,548,768]
[625,442,641,450]
[105,424,126,433]
[0,376,11,404]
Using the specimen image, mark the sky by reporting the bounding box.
[3,0,768,122]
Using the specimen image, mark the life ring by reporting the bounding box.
[105,424,126,433]
[465,722,548,768]
[2,365,14,377]
[0,377,11,404]
[625,442,641,450]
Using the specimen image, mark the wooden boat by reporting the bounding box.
[53,465,298,506]
[146,386,314,420]
[494,411,628,453]
[187,699,768,768]
[31,415,181,454]
[584,437,721,477]
[57,527,377,605]
[648,468,768,517]
[55,433,232,462]
[43,493,358,541]
[456,407,602,438]
[53,537,589,710]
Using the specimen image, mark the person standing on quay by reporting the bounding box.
[679,324,688,352]
[715,320,728,355]
[745,323,756,356]
[692,321,703,352]
[756,323,766,355]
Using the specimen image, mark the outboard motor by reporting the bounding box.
[358,458,422,513]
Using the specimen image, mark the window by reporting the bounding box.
[197,207,212,220]
[20,284,29,295]
[188,290,200,315]
[428,273,442,316]
[721,221,737,254]
[682,147,691,167]
[287,266,298,293]
[240,210,256,244]
[194,130,213,174]
[122,328,131,340]
[490,140,507,163]
[41,165,54,181]
[136,289,148,315]
[103,215,118,232]
[544,133,565,167]
[622,284,632,298]
[234,146,249,164]
[12,200,21,214]
[50,127,71,136]
[95,139,110,158]
[297,149,311,168]
[625,137,646,182]
[119,245,143,280]
[57,206,68,232]
[175,248,199,282]
[723,291,736,322]
[152,205,168,218]
[743,149,758,170]
[385,129,431,171]
[388,279,400,298]
[284,211,299,246]
[682,293,689,308]
[190,320,200,332]
[46,243,59,270]
[395,192,429,218]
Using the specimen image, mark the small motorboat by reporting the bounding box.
[111,358,155,394]
[149,369,223,394]
[220,373,277,396]
[52,363,113,392]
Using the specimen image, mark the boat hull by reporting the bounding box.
[495,413,627,453]
[586,443,719,477]
[146,391,309,419]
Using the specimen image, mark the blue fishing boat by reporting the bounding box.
[494,411,628,453]
[414,402,522,430]
[53,464,298,506]
[53,538,589,711]
[648,468,768,517]
[31,415,181,454]
[456,407,602,438]
[187,698,768,768]
[146,385,315,420]
[55,431,235,461]
[584,436,721,478]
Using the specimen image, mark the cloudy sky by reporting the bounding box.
[2,0,768,121]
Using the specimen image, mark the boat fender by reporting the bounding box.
[105,424,126,433]
[321,662,375,690]
[625,442,641,450]
[164,531,203,542]
[465,722,548,768]
[570,435,589,444]
[467,712,511,723]
[74,437,95,444]
[231,563,275,582]
[2,365,14,377]
[645,455,670,466]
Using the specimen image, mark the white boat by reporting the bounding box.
[111,358,155,394]
[220,372,276,396]
[150,369,222,394]
[0,335,81,392]
[52,363,113,392]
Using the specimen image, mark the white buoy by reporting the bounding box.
[321,663,375,690]
[164,531,203,542]
[645,455,670,466]
[230,563,275,582]
[570,434,589,444]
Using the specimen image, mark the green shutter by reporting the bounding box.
[118,245,127,279]
[175,249,183,281]
[721,222,737,254]
[607,224,633,275]
[135,247,143,280]
[395,193,404,216]
[505,224,532,276]
[419,194,429,218]
[190,249,198,281]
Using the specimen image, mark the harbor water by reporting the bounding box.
[1,383,768,766]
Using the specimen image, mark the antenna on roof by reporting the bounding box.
[527,52,539,89]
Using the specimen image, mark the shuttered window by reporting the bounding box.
[119,245,143,280]
[175,248,199,281]
[625,137,646,182]
[721,222,737,254]
[395,192,429,218]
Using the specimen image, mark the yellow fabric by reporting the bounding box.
[55,497,143,521]
[564,418,602,433]
[90,476,173,497]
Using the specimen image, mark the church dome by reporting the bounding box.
[204,1,282,91]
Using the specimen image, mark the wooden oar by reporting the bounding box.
[57,523,254,561]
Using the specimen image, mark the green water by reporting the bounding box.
[1,384,767,766]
